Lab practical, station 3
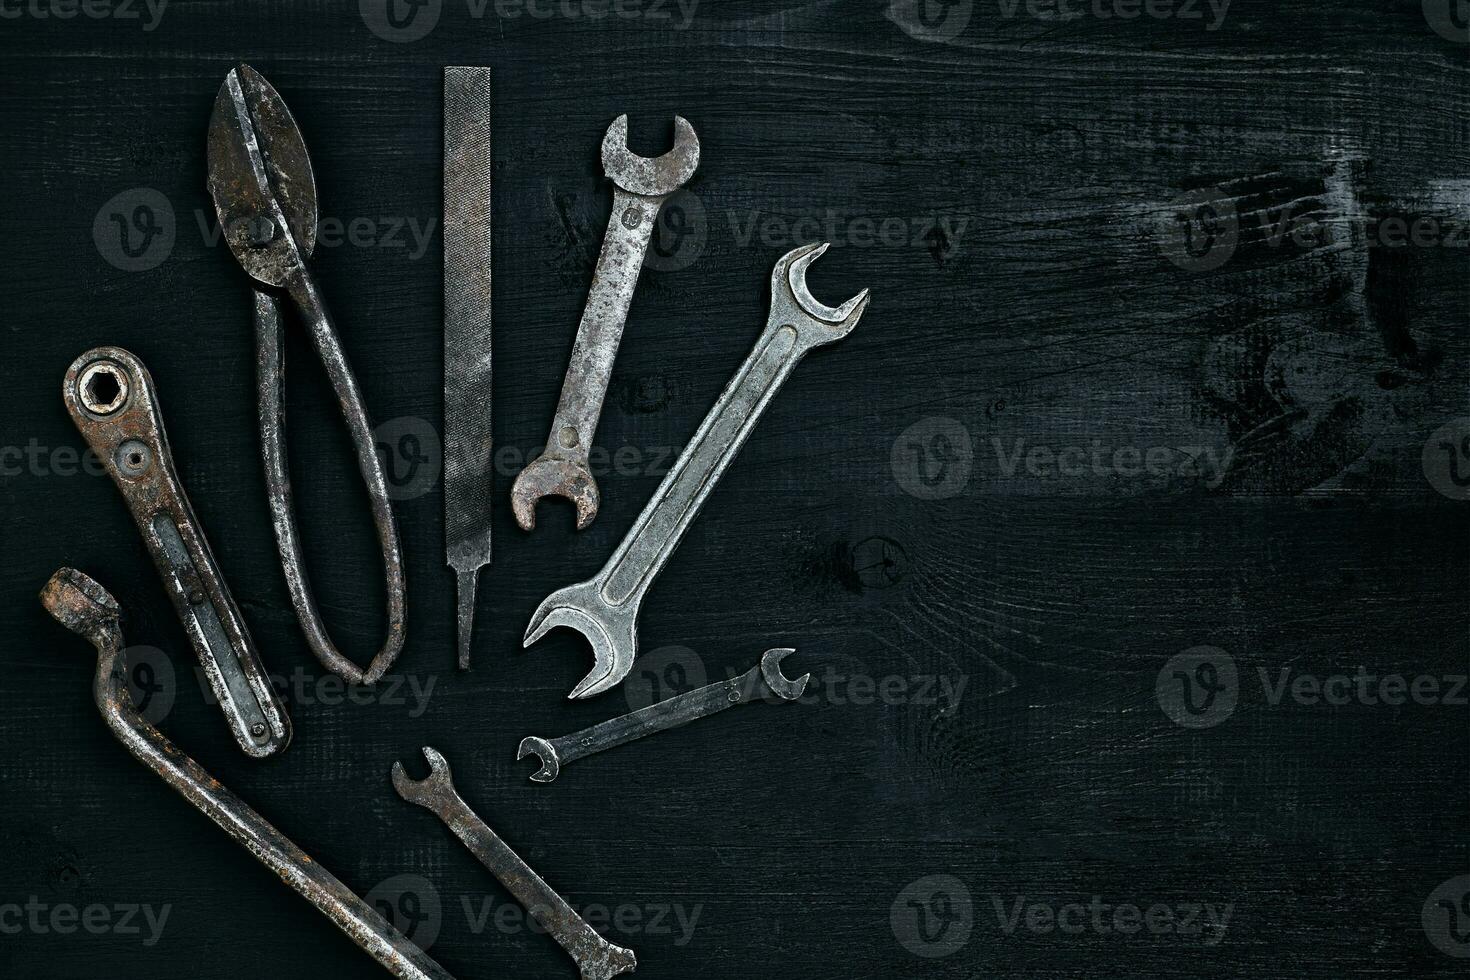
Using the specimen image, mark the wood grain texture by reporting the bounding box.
[0,1,1466,978]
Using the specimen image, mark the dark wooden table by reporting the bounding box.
[2,2,1467,977]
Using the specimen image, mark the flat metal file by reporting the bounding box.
[443,67,495,669]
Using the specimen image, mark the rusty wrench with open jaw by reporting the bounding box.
[63,348,291,758]
[40,568,456,980]
[510,114,700,532]
[524,242,870,699]
[207,64,406,686]
[393,747,637,980]
[519,648,808,783]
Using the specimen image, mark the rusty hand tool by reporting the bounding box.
[518,648,808,783]
[208,63,406,686]
[62,348,291,758]
[393,747,637,980]
[509,113,700,532]
[40,568,457,980]
[443,67,495,670]
[524,243,870,699]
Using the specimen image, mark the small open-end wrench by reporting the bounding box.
[510,114,700,532]
[524,242,870,699]
[519,648,808,783]
[392,747,637,980]
[62,348,291,758]
[40,568,455,980]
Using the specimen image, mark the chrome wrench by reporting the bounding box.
[524,242,871,699]
[62,348,291,758]
[510,114,700,532]
[392,747,637,980]
[40,568,455,980]
[518,648,808,783]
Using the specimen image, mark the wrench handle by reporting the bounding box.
[541,187,665,462]
[62,348,290,759]
[434,793,631,974]
[599,320,808,607]
[551,668,757,767]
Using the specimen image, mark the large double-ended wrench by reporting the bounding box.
[510,114,700,532]
[40,568,456,980]
[524,242,870,699]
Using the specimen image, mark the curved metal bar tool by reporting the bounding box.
[393,747,637,980]
[207,63,406,685]
[62,348,290,758]
[509,113,700,532]
[518,648,808,783]
[524,243,870,699]
[39,568,456,980]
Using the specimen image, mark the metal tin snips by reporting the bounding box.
[206,64,406,686]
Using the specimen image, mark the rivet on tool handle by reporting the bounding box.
[518,648,809,783]
[62,347,291,758]
[393,747,637,980]
[40,568,455,980]
[523,242,870,700]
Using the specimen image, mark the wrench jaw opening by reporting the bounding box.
[600,113,701,197]
[759,648,811,701]
[516,736,561,783]
[522,584,638,701]
[771,242,872,347]
[391,746,456,806]
[509,454,601,532]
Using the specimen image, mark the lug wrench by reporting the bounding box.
[510,114,700,532]
[63,348,291,758]
[518,648,808,783]
[524,243,870,699]
[39,568,456,980]
[393,747,637,980]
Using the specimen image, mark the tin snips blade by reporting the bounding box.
[443,68,494,669]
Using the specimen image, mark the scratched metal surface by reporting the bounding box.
[0,2,1466,978]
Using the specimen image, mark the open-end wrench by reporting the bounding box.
[392,747,637,980]
[39,568,456,980]
[62,348,291,758]
[518,648,808,783]
[524,242,870,699]
[510,114,700,532]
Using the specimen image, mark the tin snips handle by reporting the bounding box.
[63,347,291,758]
